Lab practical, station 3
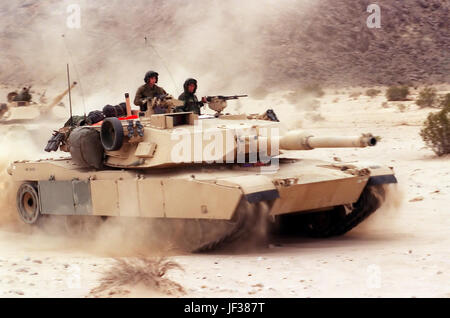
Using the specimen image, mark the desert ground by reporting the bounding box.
[0,85,449,298]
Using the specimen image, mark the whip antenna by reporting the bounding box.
[145,36,179,96]
[62,34,87,119]
[66,64,74,127]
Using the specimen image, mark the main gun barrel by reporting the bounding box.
[279,130,377,150]
[44,81,78,111]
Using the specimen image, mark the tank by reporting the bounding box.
[0,82,77,124]
[0,82,78,148]
[7,95,397,252]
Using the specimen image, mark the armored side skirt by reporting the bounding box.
[10,160,397,220]
[35,174,396,219]
[36,178,243,220]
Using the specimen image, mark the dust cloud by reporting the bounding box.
[352,184,406,234]
[0,130,46,227]
[1,0,317,258]
[0,127,172,256]
[0,0,317,114]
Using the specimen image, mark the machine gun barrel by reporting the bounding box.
[45,131,66,152]
[278,131,377,150]
[206,95,248,102]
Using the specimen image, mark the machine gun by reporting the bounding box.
[205,95,248,115]
[205,95,248,102]
[45,130,67,152]
[141,94,183,115]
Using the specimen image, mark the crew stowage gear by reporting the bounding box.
[134,70,167,111]
[177,78,204,115]
[102,103,127,118]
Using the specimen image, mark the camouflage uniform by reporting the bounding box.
[178,78,203,115]
[134,84,167,111]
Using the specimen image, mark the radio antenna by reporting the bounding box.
[144,36,179,96]
[66,64,74,127]
[62,34,87,119]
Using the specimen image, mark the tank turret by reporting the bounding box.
[51,109,377,170]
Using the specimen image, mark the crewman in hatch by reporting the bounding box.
[134,70,167,111]
[177,78,206,115]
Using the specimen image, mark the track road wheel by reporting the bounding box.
[17,182,41,224]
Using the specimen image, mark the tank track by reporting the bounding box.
[21,185,386,251]
[273,185,386,238]
[193,201,269,252]
[301,185,386,238]
[152,200,269,253]
[123,205,267,253]
[29,199,269,253]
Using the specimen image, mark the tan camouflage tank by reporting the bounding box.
[0,82,77,124]
[7,94,397,252]
[0,83,77,145]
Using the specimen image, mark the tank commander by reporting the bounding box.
[177,78,207,115]
[134,70,167,112]
[14,86,32,103]
[6,87,32,105]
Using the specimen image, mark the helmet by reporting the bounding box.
[144,71,159,83]
[183,78,198,94]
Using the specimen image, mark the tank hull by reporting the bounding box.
[0,105,67,124]
[8,158,396,219]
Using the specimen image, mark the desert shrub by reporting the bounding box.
[366,89,381,98]
[386,86,410,101]
[416,87,438,108]
[90,257,184,296]
[420,103,450,156]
